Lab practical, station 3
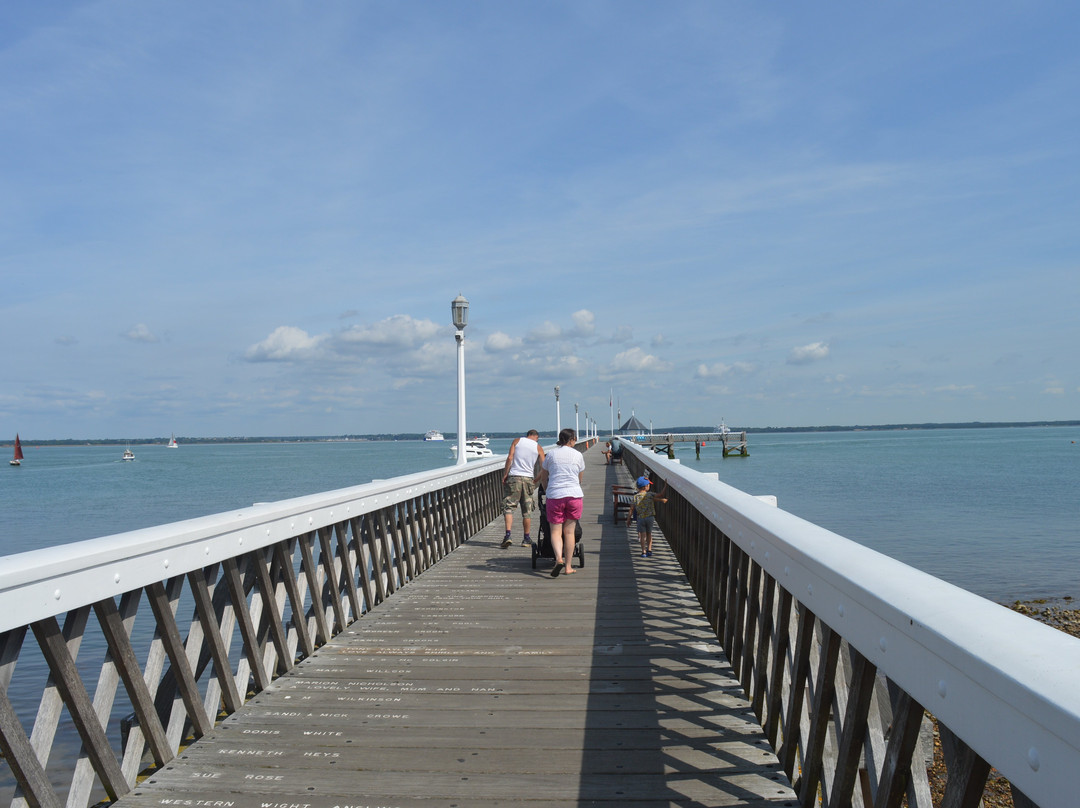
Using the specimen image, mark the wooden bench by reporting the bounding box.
[612,485,636,523]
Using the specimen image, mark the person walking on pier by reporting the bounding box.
[628,476,667,557]
[501,429,545,548]
[538,427,585,577]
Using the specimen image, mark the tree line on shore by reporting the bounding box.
[6,420,1078,447]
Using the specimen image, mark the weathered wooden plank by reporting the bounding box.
[874,688,926,808]
[186,567,243,713]
[92,594,172,766]
[830,645,878,806]
[796,622,842,807]
[0,685,60,808]
[29,617,130,801]
[221,556,270,693]
[316,526,348,635]
[145,579,214,743]
[271,541,314,658]
[296,531,331,647]
[939,722,991,808]
[250,546,291,676]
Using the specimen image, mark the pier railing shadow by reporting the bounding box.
[583,482,792,805]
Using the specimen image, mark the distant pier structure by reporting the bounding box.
[627,430,748,458]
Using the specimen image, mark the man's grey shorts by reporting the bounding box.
[503,476,536,514]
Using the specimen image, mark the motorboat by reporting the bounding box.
[122,447,135,461]
[424,430,445,441]
[451,437,494,460]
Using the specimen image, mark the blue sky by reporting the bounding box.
[2,2,1077,439]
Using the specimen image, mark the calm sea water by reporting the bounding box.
[675,426,1080,602]
[2,428,1078,602]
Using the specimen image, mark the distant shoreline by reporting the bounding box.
[6,420,1078,447]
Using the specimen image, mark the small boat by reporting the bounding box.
[122,447,135,461]
[716,419,731,435]
[424,430,445,441]
[10,434,23,466]
[451,437,494,460]
[168,434,178,448]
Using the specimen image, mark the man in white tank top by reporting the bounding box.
[501,429,545,548]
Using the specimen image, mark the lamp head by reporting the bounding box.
[451,295,469,330]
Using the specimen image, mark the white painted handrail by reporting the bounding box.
[0,457,501,634]
[616,437,1078,807]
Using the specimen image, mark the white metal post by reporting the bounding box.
[554,386,561,435]
[455,330,466,465]
[451,295,469,466]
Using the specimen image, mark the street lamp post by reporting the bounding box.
[554,386,561,435]
[451,295,469,466]
[574,403,579,441]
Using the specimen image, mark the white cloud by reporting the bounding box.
[244,326,325,362]
[125,324,159,343]
[338,315,441,349]
[570,310,596,336]
[485,331,521,352]
[612,347,673,373]
[697,361,755,379]
[528,321,564,342]
[788,341,830,365]
[1043,386,1065,395]
[521,311,597,344]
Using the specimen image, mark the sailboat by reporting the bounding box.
[168,434,178,448]
[10,434,23,466]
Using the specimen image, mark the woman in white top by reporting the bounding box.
[538,428,586,577]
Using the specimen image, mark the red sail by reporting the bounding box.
[13,434,23,461]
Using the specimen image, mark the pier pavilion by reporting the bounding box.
[2,438,1078,807]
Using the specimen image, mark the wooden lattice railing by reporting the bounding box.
[619,438,1076,808]
[0,459,503,808]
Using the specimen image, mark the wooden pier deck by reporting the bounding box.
[115,452,795,808]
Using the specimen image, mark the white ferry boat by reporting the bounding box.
[424,430,445,441]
